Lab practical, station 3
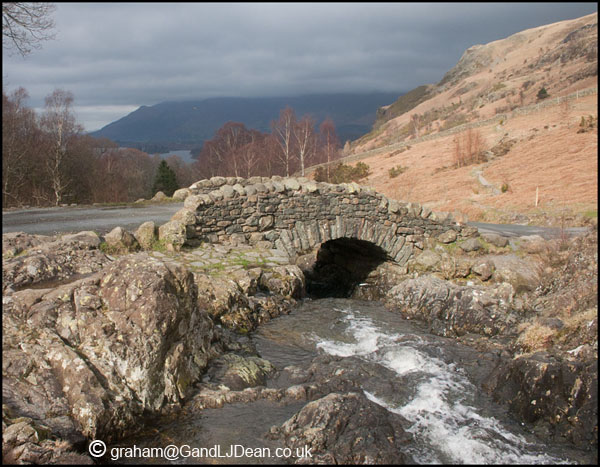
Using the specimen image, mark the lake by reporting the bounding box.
[159,149,195,164]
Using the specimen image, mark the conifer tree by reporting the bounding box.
[152,160,178,197]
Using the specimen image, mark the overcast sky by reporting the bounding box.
[2,2,597,132]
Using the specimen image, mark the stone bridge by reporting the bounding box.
[165,176,476,268]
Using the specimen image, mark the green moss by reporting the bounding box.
[202,263,226,274]
[150,238,170,254]
[439,241,461,255]
[11,248,28,258]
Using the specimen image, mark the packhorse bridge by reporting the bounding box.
[166,175,477,267]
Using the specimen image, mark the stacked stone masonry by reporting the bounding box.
[173,176,476,266]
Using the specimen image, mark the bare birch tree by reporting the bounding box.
[293,115,316,177]
[271,106,297,176]
[318,118,340,181]
[40,89,81,205]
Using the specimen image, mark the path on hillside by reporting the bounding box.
[472,167,501,195]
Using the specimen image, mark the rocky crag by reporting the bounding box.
[2,177,597,463]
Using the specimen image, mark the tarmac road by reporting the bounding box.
[468,221,589,240]
[1,203,590,239]
[2,203,184,236]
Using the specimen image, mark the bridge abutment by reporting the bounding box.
[165,176,477,273]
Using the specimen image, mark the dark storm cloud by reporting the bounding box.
[2,2,597,131]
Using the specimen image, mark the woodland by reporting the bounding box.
[2,87,345,207]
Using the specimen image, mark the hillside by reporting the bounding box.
[326,13,597,226]
[89,93,401,148]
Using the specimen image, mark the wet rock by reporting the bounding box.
[387,275,517,337]
[207,353,275,390]
[259,265,305,299]
[268,392,411,464]
[483,352,598,450]
[187,385,277,410]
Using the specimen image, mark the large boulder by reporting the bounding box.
[2,254,216,446]
[158,220,187,251]
[488,254,543,292]
[172,188,190,201]
[104,226,140,253]
[387,275,517,337]
[206,353,275,390]
[194,274,250,321]
[413,249,442,271]
[268,392,411,464]
[483,352,597,450]
[134,221,156,250]
[151,191,168,201]
[259,265,305,299]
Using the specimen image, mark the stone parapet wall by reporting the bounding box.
[169,176,476,265]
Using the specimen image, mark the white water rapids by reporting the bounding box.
[314,306,570,464]
[118,299,585,464]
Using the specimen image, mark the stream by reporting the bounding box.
[114,298,588,464]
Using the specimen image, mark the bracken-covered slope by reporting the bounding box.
[337,13,597,225]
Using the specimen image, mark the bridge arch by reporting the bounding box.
[170,176,474,268]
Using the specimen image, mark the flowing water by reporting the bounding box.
[115,298,587,464]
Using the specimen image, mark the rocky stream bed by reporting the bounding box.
[2,218,597,464]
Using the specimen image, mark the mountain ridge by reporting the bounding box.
[356,12,597,151]
[89,92,402,148]
[337,12,597,225]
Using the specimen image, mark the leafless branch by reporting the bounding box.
[3,2,56,56]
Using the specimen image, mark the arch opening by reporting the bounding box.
[303,238,389,298]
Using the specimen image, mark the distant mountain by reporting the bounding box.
[89,93,402,149]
